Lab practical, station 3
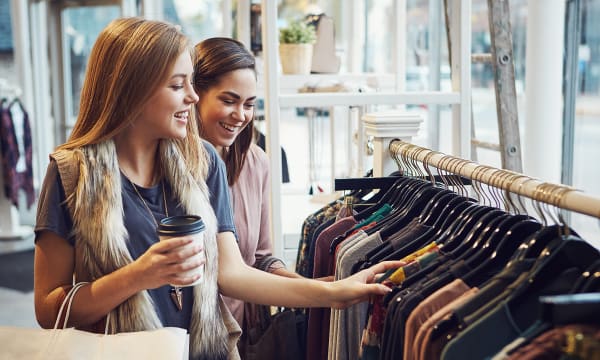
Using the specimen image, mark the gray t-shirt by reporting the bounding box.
[34,140,235,330]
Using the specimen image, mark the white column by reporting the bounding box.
[363,111,423,177]
[140,0,164,20]
[393,0,407,93]
[448,0,471,159]
[524,0,565,183]
[236,0,251,48]
[260,0,283,260]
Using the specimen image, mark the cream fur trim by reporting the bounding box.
[52,139,236,360]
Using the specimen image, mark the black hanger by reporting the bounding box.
[420,191,461,226]
[446,210,510,261]
[353,184,439,264]
[360,189,458,262]
[378,199,476,263]
[500,237,600,354]
[460,214,530,266]
[375,185,441,239]
[439,205,500,253]
[510,233,600,304]
[509,224,577,264]
[461,218,542,287]
[570,259,600,293]
[425,202,481,248]
[352,176,411,221]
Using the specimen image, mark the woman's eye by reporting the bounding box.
[170,84,184,90]
[244,103,255,109]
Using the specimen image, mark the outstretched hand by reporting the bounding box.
[328,260,402,309]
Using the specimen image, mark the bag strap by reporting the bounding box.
[53,282,89,330]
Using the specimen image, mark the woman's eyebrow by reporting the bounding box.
[221,91,256,101]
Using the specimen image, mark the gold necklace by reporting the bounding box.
[126,176,169,226]
[122,171,184,311]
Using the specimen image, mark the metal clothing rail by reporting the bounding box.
[389,140,600,219]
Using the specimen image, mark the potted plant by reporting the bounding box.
[279,20,316,74]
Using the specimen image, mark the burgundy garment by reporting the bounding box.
[0,99,34,208]
[306,216,357,360]
[506,324,600,360]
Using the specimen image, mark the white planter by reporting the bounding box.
[279,43,314,75]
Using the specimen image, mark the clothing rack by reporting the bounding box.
[389,139,600,219]
[334,174,471,191]
[0,78,34,251]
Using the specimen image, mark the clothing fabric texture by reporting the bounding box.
[0,99,34,208]
[34,140,240,360]
[307,215,358,360]
[223,143,284,327]
[403,278,470,360]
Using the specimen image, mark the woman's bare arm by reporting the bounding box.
[34,230,203,328]
[217,231,396,309]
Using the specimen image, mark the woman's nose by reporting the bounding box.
[186,86,199,104]
[232,105,244,121]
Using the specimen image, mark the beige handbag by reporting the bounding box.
[0,282,189,359]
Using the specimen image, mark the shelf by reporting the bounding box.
[278,91,460,108]
[256,72,398,96]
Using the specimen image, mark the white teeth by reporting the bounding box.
[174,111,189,119]
[220,122,237,132]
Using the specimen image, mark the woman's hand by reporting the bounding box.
[327,260,401,309]
[130,236,205,290]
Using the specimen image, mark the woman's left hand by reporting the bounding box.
[328,260,402,309]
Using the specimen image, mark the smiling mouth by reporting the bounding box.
[219,122,239,133]
[174,111,189,121]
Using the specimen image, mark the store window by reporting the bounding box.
[569,0,600,245]
[62,5,120,130]
[164,0,228,44]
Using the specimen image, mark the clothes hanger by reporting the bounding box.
[362,150,443,236]
[375,184,441,239]
[427,180,489,251]
[461,217,542,287]
[497,235,600,353]
[420,157,475,227]
[376,156,475,260]
[510,184,579,263]
[447,210,511,261]
[351,176,410,221]
[569,259,600,294]
[453,170,535,266]
[360,155,461,264]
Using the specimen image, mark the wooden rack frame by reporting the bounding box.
[389,139,600,219]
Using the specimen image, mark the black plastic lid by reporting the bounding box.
[157,215,205,236]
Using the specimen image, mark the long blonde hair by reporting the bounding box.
[58,17,209,179]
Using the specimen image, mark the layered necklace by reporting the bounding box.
[121,169,184,311]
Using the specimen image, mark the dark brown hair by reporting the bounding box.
[193,37,256,186]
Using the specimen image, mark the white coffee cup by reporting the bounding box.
[157,215,205,287]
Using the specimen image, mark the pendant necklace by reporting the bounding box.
[123,171,184,311]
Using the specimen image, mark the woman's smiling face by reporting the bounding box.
[196,68,256,153]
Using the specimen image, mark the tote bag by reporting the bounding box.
[0,282,189,360]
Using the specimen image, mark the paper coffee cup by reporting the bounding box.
[158,215,206,287]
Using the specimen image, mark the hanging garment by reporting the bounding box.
[0,98,34,208]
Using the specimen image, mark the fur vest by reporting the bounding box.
[51,140,241,360]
